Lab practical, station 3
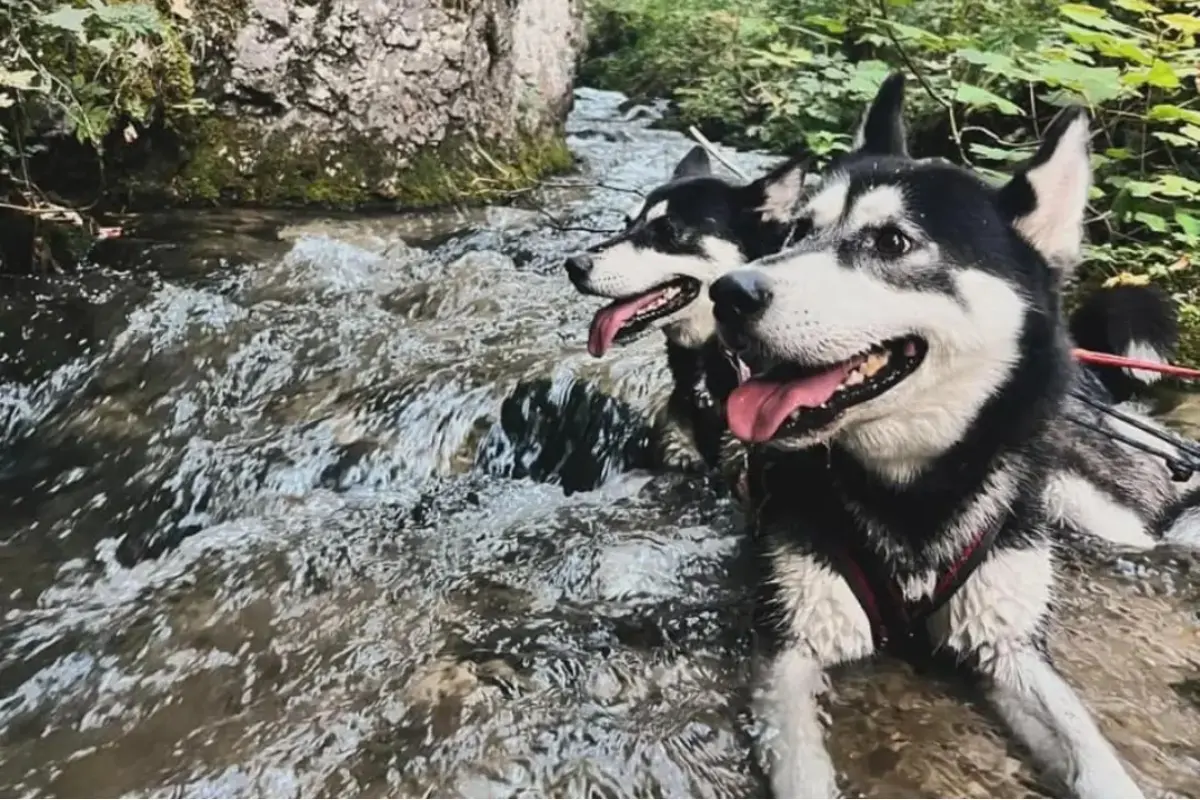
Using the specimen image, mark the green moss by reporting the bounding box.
[172,118,574,211]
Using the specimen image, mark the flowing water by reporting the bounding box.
[0,88,1197,799]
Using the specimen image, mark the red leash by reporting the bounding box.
[1072,348,1200,380]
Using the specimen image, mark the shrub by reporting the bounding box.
[581,0,1200,361]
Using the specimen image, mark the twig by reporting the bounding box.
[686,125,748,181]
[530,205,621,236]
[873,0,968,165]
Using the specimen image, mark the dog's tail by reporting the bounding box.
[1068,284,1179,401]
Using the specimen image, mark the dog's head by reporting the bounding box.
[711,73,1091,482]
[565,145,812,356]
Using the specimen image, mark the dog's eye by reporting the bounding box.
[872,226,912,258]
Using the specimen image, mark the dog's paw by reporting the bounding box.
[653,416,707,474]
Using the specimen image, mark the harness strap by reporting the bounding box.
[835,523,1000,657]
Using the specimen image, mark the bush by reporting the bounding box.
[0,0,203,270]
[580,0,1200,362]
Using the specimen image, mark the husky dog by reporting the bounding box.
[565,93,1185,532]
[564,145,810,479]
[707,81,1149,797]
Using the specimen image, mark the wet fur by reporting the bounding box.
[717,76,1147,798]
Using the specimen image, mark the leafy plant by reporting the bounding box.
[0,0,203,231]
[581,0,1200,362]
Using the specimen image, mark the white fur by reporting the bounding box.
[846,184,906,231]
[769,548,875,664]
[1123,340,1166,384]
[579,235,742,348]
[935,545,1144,798]
[1042,471,1157,550]
[750,251,1026,484]
[1164,504,1200,549]
[644,200,668,221]
[803,176,850,229]
[1011,114,1092,275]
[758,167,806,223]
[753,648,840,798]
[984,648,1143,798]
[941,544,1054,654]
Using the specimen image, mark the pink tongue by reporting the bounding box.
[725,364,855,443]
[587,290,667,357]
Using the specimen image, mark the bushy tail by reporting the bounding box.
[1068,284,1179,402]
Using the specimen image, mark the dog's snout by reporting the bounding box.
[564,254,594,286]
[710,271,772,328]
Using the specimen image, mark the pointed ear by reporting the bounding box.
[997,106,1092,273]
[672,145,712,179]
[747,153,811,223]
[851,71,908,156]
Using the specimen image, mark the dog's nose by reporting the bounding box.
[710,271,772,327]
[565,254,593,286]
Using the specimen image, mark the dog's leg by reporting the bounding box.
[754,547,875,798]
[946,545,1142,798]
[1042,470,1156,550]
[979,645,1143,798]
[753,648,839,798]
[717,430,751,508]
[649,394,707,473]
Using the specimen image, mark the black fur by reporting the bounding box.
[1068,283,1179,402]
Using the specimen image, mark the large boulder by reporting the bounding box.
[165,0,583,208]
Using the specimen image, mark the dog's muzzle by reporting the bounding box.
[710,270,771,350]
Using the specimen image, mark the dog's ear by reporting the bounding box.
[746,154,809,223]
[672,145,712,179]
[851,71,908,157]
[997,106,1092,272]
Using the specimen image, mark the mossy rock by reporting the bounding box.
[167,118,574,211]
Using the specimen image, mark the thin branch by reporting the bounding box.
[686,125,749,181]
[873,0,968,164]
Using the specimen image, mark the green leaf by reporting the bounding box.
[1153,131,1195,146]
[0,69,39,90]
[1134,211,1169,233]
[1158,12,1200,35]
[38,5,92,32]
[954,83,1024,116]
[1125,59,1182,89]
[1147,104,1200,125]
[1112,0,1159,13]
[1180,124,1200,142]
[969,143,1030,163]
[1176,212,1200,241]
[1059,3,1129,32]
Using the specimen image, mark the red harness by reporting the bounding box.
[834,525,999,657]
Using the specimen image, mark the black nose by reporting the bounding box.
[710,271,772,327]
[565,254,593,286]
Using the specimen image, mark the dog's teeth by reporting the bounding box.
[844,370,865,387]
[861,351,890,377]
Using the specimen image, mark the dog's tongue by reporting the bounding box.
[726,364,854,442]
[587,290,665,357]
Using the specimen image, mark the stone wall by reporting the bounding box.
[173,0,584,207]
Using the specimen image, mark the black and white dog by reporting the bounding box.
[567,77,1198,554]
[708,79,1147,797]
[565,145,808,479]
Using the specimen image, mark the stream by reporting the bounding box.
[0,87,1197,798]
